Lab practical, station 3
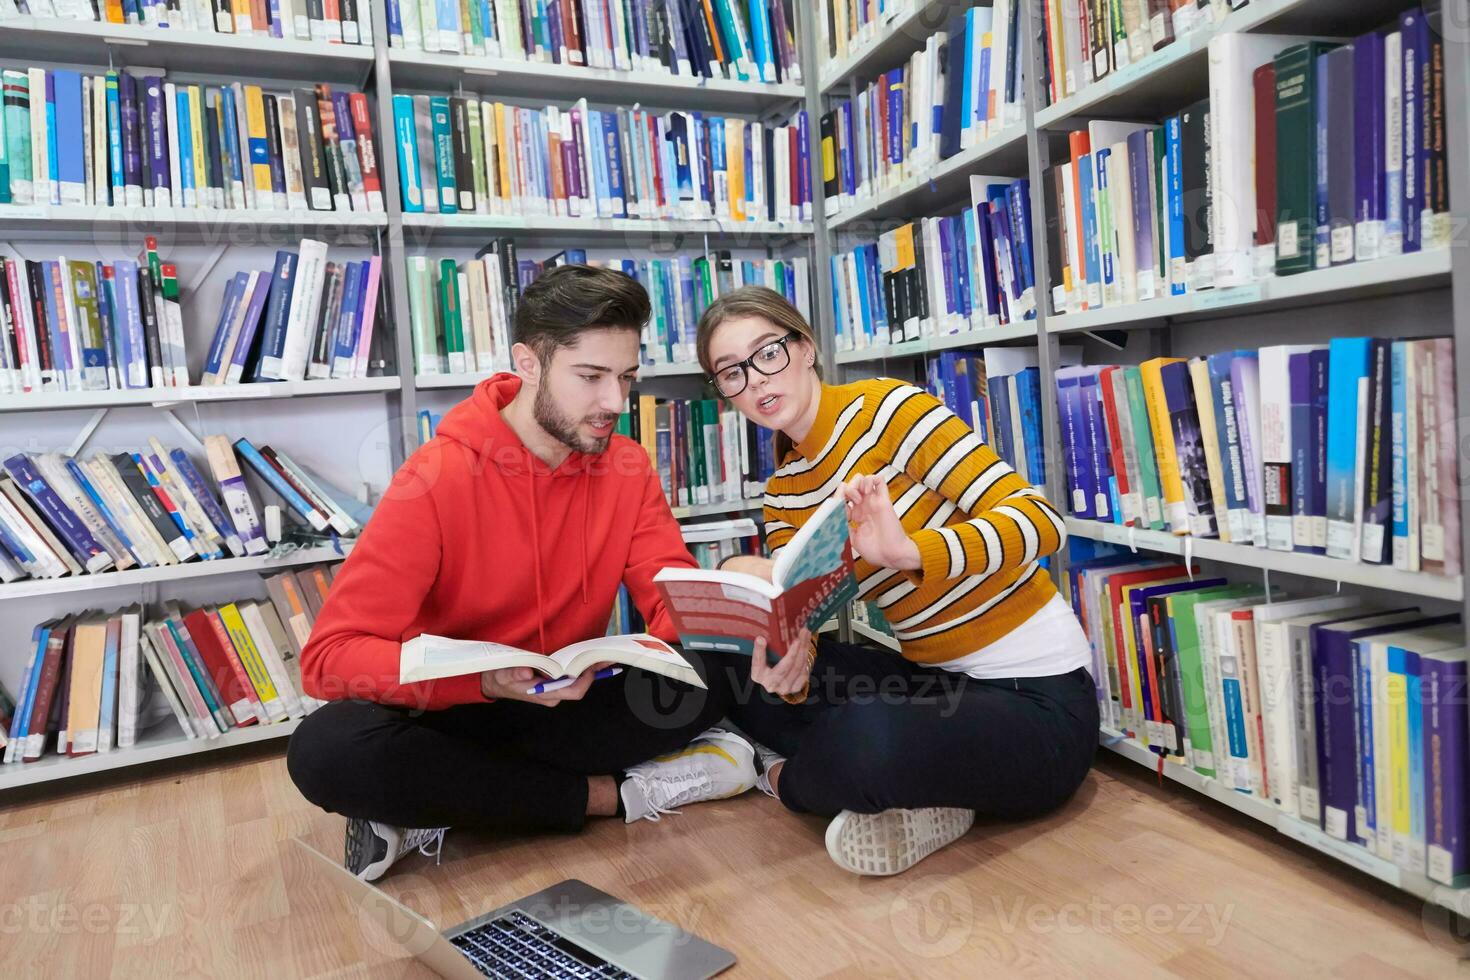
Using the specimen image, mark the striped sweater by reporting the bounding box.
[765,377,1067,667]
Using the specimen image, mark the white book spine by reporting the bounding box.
[276,238,329,381]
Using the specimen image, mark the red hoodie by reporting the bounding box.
[300,373,697,710]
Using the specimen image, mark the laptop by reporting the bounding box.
[293,839,737,979]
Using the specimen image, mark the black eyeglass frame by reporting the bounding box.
[706,332,801,398]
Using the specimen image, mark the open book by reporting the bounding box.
[653,496,858,658]
[399,633,704,688]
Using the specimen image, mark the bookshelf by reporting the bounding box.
[0,0,814,788]
[809,0,1470,913]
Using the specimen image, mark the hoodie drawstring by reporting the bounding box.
[580,468,590,606]
[527,461,547,655]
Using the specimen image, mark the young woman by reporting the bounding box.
[701,286,1098,876]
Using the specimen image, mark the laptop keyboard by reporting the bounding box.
[451,909,638,979]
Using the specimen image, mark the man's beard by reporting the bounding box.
[534,383,616,455]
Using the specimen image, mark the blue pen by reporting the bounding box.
[527,667,623,696]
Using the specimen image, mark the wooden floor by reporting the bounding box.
[2,742,1467,978]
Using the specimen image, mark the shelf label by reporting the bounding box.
[1193,283,1261,311]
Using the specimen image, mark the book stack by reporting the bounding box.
[391,93,811,224]
[204,242,384,385]
[4,575,333,763]
[385,0,801,86]
[0,69,384,213]
[0,0,376,44]
[681,517,759,568]
[0,435,363,584]
[830,175,1034,350]
[1055,339,1461,577]
[624,392,773,510]
[823,1,1024,216]
[406,246,811,376]
[1038,0,1228,108]
[1046,13,1449,315]
[1069,555,1468,886]
[929,347,1047,489]
[0,236,189,393]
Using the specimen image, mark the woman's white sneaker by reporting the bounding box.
[824,807,975,876]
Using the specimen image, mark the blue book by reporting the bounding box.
[1289,353,1317,553]
[1309,348,1330,552]
[990,371,1015,471]
[44,73,58,204]
[385,0,402,41]
[748,0,774,81]
[839,104,856,199]
[1016,368,1045,487]
[3,454,112,572]
[1079,369,1113,522]
[1322,46,1356,267]
[106,74,124,206]
[1401,644,1428,864]
[170,449,242,557]
[231,437,327,530]
[8,625,48,762]
[950,216,973,317]
[97,617,120,751]
[1009,180,1035,305]
[1054,367,1095,520]
[1166,116,1186,295]
[429,95,457,213]
[864,245,888,340]
[938,17,968,160]
[1354,31,1386,260]
[1205,352,1246,542]
[132,451,201,556]
[1325,337,1372,559]
[93,262,117,385]
[1078,152,1102,304]
[220,87,246,205]
[51,70,84,204]
[176,87,195,206]
[1400,9,1431,253]
[851,246,872,339]
[227,271,273,383]
[110,259,147,389]
[589,110,613,217]
[391,94,424,212]
[604,111,627,217]
[41,262,68,381]
[203,273,247,383]
[959,8,978,146]
[65,457,139,566]
[331,261,365,376]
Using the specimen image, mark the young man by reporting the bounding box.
[288,265,757,881]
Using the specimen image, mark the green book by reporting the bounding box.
[467,100,487,205]
[3,70,31,203]
[1122,366,1166,531]
[404,256,440,374]
[1168,584,1263,779]
[67,261,106,390]
[429,95,457,214]
[1273,41,1338,275]
[437,258,465,373]
[1152,125,1168,285]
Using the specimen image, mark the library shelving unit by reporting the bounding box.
[805,0,1470,918]
[0,1,818,791]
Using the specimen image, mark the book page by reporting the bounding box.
[399,635,552,683]
[772,495,851,589]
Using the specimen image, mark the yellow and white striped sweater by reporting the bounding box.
[765,377,1067,666]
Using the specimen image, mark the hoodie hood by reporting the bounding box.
[435,372,596,478]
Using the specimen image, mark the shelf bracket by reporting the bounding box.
[65,409,110,458]
[159,407,207,456]
[182,243,228,294]
[1082,329,1125,351]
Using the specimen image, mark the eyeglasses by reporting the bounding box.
[709,333,800,398]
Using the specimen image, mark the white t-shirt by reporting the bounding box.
[928,593,1093,680]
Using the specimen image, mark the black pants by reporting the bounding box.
[287,651,734,833]
[729,639,1099,819]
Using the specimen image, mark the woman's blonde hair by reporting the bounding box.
[695,286,822,463]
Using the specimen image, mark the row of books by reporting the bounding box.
[624,393,774,508]
[1045,15,1449,315]
[829,176,1035,351]
[0,0,375,43]
[0,436,364,584]
[926,348,1046,490]
[203,243,384,385]
[0,238,185,393]
[1038,0,1232,109]
[385,0,801,86]
[1055,338,1461,576]
[0,68,383,212]
[392,93,811,225]
[822,2,1024,213]
[681,516,758,568]
[406,244,810,375]
[1069,555,1468,886]
[3,570,334,763]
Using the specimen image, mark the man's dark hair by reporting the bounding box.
[514,264,651,364]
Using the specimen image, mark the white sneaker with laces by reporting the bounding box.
[825,807,974,876]
[751,741,785,799]
[345,817,448,882]
[621,727,758,823]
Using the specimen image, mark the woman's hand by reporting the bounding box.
[749,628,813,698]
[838,475,921,571]
[718,555,776,581]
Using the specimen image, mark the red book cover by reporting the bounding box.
[348,93,382,210]
[1252,62,1277,251]
[646,115,665,212]
[25,623,69,760]
[1096,366,1134,523]
[185,608,261,726]
[1067,130,1092,308]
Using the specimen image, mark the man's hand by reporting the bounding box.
[480,666,597,706]
[749,628,813,698]
[838,475,921,571]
